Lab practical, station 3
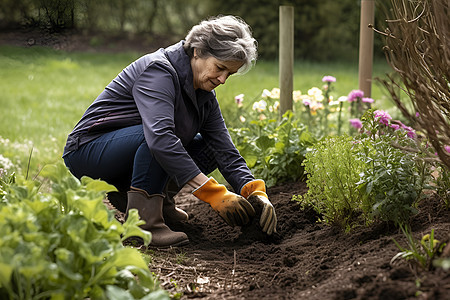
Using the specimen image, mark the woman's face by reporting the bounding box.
[191,49,243,91]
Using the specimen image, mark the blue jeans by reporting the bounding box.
[63,125,217,194]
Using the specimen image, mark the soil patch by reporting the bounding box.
[120,181,450,299]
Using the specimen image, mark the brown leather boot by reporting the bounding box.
[163,180,189,223]
[126,188,189,248]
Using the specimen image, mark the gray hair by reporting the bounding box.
[184,15,258,74]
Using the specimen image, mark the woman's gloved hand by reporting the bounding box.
[241,179,277,235]
[192,177,255,227]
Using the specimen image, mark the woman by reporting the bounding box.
[63,15,277,248]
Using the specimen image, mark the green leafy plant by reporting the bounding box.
[356,109,427,226]
[391,225,447,271]
[292,134,367,230]
[293,108,434,230]
[0,162,169,300]
[231,111,315,187]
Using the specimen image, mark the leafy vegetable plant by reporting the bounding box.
[0,162,169,300]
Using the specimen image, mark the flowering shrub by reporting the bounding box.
[356,109,427,226]
[234,76,376,139]
[293,108,432,229]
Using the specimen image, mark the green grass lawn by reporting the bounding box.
[0,45,395,176]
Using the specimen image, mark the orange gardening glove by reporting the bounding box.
[193,178,256,227]
[241,179,277,235]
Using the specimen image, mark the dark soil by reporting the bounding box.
[124,181,450,300]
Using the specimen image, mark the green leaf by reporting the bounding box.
[114,247,149,270]
[81,177,117,193]
[121,209,151,245]
[0,262,13,286]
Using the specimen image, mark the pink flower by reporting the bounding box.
[389,124,400,131]
[347,89,364,102]
[362,97,374,103]
[415,112,420,117]
[445,145,450,153]
[374,110,392,126]
[322,76,336,83]
[349,118,363,129]
[406,130,416,139]
[400,123,413,132]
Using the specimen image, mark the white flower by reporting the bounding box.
[252,100,267,112]
[270,88,280,99]
[0,154,13,171]
[293,90,302,102]
[308,87,324,102]
[261,89,272,99]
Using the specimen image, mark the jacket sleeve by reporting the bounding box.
[199,96,255,193]
[131,63,201,186]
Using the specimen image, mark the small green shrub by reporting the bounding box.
[0,163,169,300]
[293,135,367,230]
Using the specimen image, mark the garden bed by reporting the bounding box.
[117,181,450,299]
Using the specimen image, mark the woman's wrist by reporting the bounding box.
[187,173,209,189]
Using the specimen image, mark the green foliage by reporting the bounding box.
[392,226,447,271]
[293,135,367,230]
[230,111,315,187]
[293,108,433,230]
[356,109,425,226]
[0,162,168,300]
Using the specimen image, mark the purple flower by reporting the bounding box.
[362,97,374,103]
[347,89,364,102]
[349,118,363,129]
[400,123,413,132]
[415,112,420,117]
[389,124,400,131]
[445,145,450,153]
[302,98,311,106]
[406,130,416,139]
[374,110,392,126]
[322,76,336,83]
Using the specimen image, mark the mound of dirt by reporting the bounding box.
[139,181,450,299]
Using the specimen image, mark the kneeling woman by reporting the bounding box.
[63,15,277,248]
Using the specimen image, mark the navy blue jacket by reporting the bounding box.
[63,41,254,191]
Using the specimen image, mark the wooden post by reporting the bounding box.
[358,0,375,98]
[279,5,294,116]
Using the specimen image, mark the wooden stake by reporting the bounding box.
[358,0,375,98]
[279,5,294,116]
